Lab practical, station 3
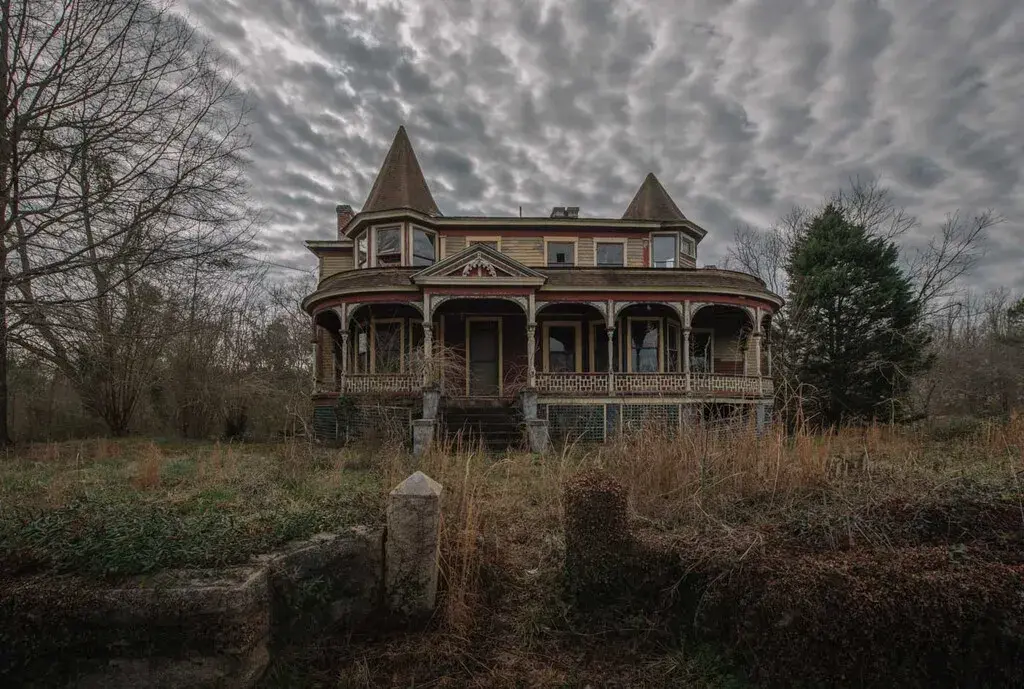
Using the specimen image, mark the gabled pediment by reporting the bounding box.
[411,244,547,285]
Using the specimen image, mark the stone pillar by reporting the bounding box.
[520,388,538,420]
[411,419,435,458]
[386,471,442,615]
[606,327,615,394]
[755,402,771,435]
[526,323,537,388]
[339,331,349,393]
[524,419,549,454]
[682,327,691,391]
[421,323,434,387]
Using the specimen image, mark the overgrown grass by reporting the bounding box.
[0,438,383,578]
[268,414,1023,686]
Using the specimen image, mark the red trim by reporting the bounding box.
[538,292,774,311]
[424,286,534,296]
[441,228,642,238]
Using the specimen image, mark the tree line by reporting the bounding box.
[726,179,1014,427]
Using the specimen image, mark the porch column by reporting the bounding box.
[312,323,321,388]
[606,327,615,394]
[766,340,772,378]
[339,331,349,393]
[683,327,691,391]
[526,323,537,388]
[751,331,763,377]
[421,323,433,387]
[682,301,691,392]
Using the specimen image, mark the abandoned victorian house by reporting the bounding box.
[302,127,782,452]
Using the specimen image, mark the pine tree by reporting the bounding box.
[787,204,932,425]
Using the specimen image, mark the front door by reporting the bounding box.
[467,318,501,396]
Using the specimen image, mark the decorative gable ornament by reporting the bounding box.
[461,258,498,277]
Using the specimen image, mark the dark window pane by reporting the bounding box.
[548,325,576,372]
[546,242,575,267]
[596,243,624,266]
[412,230,435,266]
[667,325,680,372]
[376,227,401,266]
[592,325,620,372]
[652,235,677,268]
[630,320,660,372]
[374,322,403,373]
[470,240,499,250]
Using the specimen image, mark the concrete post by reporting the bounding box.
[520,389,538,420]
[386,471,442,615]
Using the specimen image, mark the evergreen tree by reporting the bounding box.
[787,204,932,425]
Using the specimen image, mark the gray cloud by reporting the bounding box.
[183,0,1024,291]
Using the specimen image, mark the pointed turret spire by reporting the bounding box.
[361,126,440,216]
[621,173,686,221]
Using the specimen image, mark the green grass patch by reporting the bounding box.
[0,440,384,579]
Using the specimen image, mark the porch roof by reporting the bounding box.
[305,265,783,313]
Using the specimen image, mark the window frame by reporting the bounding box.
[544,237,578,268]
[625,316,664,373]
[372,224,404,267]
[651,232,679,269]
[594,239,627,267]
[370,317,405,373]
[542,320,583,373]
[410,226,438,267]
[355,230,369,269]
[680,235,696,259]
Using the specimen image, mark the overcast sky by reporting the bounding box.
[184,0,1023,291]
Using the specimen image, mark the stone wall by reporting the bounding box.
[1,471,444,688]
[0,527,383,688]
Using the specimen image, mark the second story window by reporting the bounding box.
[596,242,624,267]
[681,236,696,258]
[412,228,436,266]
[546,241,575,267]
[652,234,677,268]
[356,231,368,269]
[374,226,402,266]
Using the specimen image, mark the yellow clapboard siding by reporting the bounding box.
[500,236,544,264]
[320,252,354,280]
[626,238,645,267]
[576,237,594,266]
[443,235,466,257]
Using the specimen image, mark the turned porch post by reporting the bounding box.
[339,331,349,393]
[751,332,762,377]
[606,327,615,393]
[527,324,537,387]
[422,323,434,386]
[682,301,691,391]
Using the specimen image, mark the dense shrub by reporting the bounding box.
[694,547,1024,688]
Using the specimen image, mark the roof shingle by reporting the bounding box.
[361,127,440,216]
[622,173,686,221]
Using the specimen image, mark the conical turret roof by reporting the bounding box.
[622,173,686,221]
[361,126,440,216]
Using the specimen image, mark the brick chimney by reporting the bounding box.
[336,204,354,238]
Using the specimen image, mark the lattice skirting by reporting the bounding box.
[312,398,416,444]
[539,400,770,444]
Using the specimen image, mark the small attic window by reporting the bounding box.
[356,231,368,269]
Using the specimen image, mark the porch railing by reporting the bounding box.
[344,373,420,394]
[534,372,773,397]
[330,372,774,397]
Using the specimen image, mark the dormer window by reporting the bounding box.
[681,236,696,258]
[374,226,402,266]
[652,234,677,268]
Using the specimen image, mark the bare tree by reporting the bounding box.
[0,0,253,442]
